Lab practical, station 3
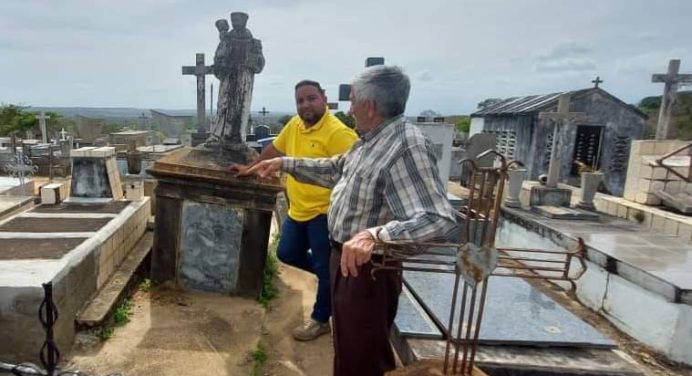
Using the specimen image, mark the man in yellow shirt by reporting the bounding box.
[235,80,357,340]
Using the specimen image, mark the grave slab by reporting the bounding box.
[0,238,88,260]
[0,217,112,232]
[400,267,614,348]
[394,339,642,376]
[30,201,131,214]
[395,285,442,338]
[531,205,600,220]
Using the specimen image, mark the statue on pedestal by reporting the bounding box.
[207,12,264,162]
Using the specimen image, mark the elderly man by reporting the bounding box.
[240,66,455,376]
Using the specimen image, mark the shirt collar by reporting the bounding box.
[358,115,404,142]
[299,107,329,133]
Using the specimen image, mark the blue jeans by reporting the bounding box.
[277,214,331,323]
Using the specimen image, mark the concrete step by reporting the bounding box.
[76,231,153,328]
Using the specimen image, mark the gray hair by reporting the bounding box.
[351,65,410,118]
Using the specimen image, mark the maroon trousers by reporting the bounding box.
[330,249,402,376]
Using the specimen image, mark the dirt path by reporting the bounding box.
[66,263,332,376]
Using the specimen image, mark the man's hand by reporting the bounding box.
[340,230,376,278]
[228,163,250,175]
[237,157,282,178]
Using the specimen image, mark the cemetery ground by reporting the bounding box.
[57,184,691,376]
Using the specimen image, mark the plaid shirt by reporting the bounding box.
[282,115,456,243]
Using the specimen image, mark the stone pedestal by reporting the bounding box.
[147,147,282,298]
[529,186,571,207]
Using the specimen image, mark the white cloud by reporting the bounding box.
[1,0,691,114]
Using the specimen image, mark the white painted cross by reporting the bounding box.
[35,112,50,144]
[59,128,68,141]
[538,94,586,188]
[652,59,692,140]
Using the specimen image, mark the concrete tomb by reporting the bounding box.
[0,146,150,364]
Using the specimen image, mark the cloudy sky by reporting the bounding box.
[1,0,691,115]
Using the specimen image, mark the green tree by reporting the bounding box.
[454,116,470,133]
[334,111,355,129]
[0,104,37,136]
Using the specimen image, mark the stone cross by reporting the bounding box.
[591,76,603,89]
[59,128,67,141]
[538,94,586,188]
[182,53,213,132]
[652,59,692,140]
[35,112,50,144]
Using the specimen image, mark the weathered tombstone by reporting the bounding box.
[183,53,214,146]
[652,59,692,140]
[531,95,597,219]
[35,112,50,144]
[458,133,497,187]
[149,12,281,298]
[415,122,455,188]
[530,94,584,208]
[254,124,270,140]
[68,147,123,202]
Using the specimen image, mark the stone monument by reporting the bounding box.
[206,12,265,163]
[148,11,281,298]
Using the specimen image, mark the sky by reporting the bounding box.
[1,0,691,115]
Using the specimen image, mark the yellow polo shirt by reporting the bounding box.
[273,110,357,221]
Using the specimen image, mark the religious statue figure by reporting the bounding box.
[207,12,265,161]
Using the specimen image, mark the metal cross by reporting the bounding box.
[3,149,38,196]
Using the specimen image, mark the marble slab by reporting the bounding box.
[395,285,442,338]
[179,201,243,294]
[400,269,615,348]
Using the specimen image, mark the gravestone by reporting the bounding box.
[458,133,497,187]
[182,53,214,146]
[254,124,270,140]
[415,122,455,188]
[35,112,50,144]
[652,59,692,140]
[530,94,584,209]
[69,147,123,202]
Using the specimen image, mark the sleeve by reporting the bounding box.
[376,142,457,242]
[282,153,346,189]
[327,127,358,156]
[272,117,296,154]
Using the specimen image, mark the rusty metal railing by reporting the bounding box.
[370,150,588,375]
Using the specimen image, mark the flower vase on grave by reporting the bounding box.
[504,168,526,208]
[577,171,603,210]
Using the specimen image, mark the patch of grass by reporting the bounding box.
[113,298,133,326]
[137,278,153,292]
[97,327,114,341]
[249,342,268,376]
[258,235,280,308]
[632,210,646,224]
